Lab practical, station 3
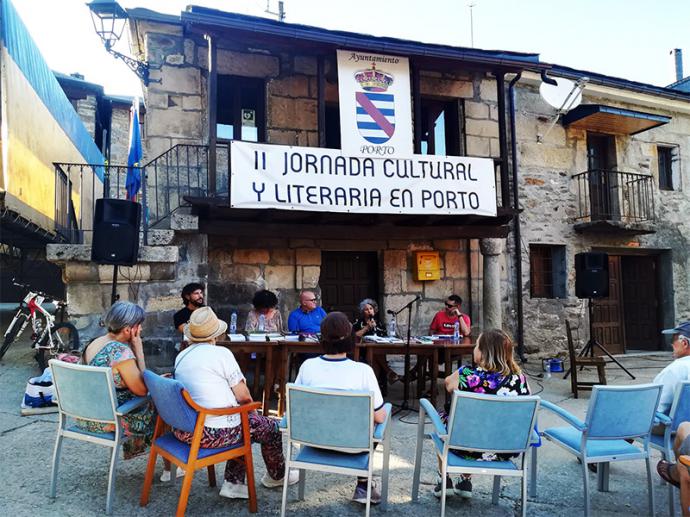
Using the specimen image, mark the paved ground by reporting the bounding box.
[0,323,678,516]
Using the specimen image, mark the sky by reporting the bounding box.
[11,0,690,98]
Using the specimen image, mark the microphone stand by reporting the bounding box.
[389,296,419,415]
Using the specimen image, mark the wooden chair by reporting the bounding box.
[566,320,607,398]
[140,370,261,516]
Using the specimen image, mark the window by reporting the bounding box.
[217,75,266,142]
[658,145,679,191]
[324,103,341,149]
[530,245,566,298]
[417,98,464,156]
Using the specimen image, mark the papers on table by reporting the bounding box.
[226,334,247,342]
[363,336,404,344]
[283,335,301,342]
[247,332,283,342]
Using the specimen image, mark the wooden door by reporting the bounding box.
[587,133,619,221]
[591,255,625,354]
[621,256,659,350]
[319,252,379,321]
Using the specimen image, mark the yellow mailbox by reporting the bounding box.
[414,251,441,281]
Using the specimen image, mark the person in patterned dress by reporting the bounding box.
[436,329,530,499]
[77,302,157,461]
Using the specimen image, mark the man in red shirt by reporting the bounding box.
[429,295,471,336]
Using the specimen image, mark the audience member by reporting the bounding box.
[79,302,156,461]
[173,307,298,499]
[653,322,690,432]
[295,312,387,505]
[440,329,530,499]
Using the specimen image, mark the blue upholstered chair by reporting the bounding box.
[140,370,261,516]
[647,381,690,516]
[540,383,662,517]
[49,359,150,515]
[412,391,540,517]
[280,384,392,517]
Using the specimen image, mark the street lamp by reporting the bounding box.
[86,0,149,85]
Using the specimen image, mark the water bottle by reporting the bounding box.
[387,316,396,338]
[453,321,460,344]
[229,312,237,334]
[544,360,552,380]
[258,314,266,332]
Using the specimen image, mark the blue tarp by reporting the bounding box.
[1,0,105,179]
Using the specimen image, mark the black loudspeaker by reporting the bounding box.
[575,252,609,298]
[91,199,141,266]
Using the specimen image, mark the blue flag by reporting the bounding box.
[125,99,142,201]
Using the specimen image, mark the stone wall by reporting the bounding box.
[108,104,134,164]
[206,235,482,337]
[513,80,690,355]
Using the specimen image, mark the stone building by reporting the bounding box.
[49,6,548,356]
[47,5,690,362]
[515,66,690,355]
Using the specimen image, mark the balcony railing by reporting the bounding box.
[572,169,655,225]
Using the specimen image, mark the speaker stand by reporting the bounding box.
[565,299,635,380]
[110,265,120,305]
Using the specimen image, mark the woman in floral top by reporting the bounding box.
[77,302,158,463]
[436,329,530,500]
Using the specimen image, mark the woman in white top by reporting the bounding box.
[173,307,297,499]
[295,312,387,505]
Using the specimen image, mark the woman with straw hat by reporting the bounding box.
[173,307,298,499]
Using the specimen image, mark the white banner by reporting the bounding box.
[337,50,413,157]
[230,141,497,216]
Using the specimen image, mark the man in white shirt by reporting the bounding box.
[653,321,690,416]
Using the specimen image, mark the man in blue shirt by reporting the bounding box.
[288,290,327,334]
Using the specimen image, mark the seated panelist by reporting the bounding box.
[429,294,471,336]
[287,290,326,334]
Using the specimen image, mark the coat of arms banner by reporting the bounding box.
[337,50,413,157]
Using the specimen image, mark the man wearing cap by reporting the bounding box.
[653,322,690,418]
[173,307,298,499]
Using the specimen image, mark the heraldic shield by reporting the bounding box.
[355,91,396,144]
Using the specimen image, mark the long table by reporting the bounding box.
[217,337,475,415]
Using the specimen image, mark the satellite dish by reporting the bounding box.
[539,77,583,112]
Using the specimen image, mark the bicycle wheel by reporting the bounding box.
[35,322,80,370]
[0,311,28,360]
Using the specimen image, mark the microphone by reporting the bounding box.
[386,310,396,315]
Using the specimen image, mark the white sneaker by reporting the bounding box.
[160,466,185,482]
[219,480,249,499]
[261,469,300,488]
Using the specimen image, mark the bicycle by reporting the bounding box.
[1,280,80,370]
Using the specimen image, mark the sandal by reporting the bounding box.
[657,460,681,488]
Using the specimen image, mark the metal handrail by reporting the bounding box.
[571,168,655,224]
